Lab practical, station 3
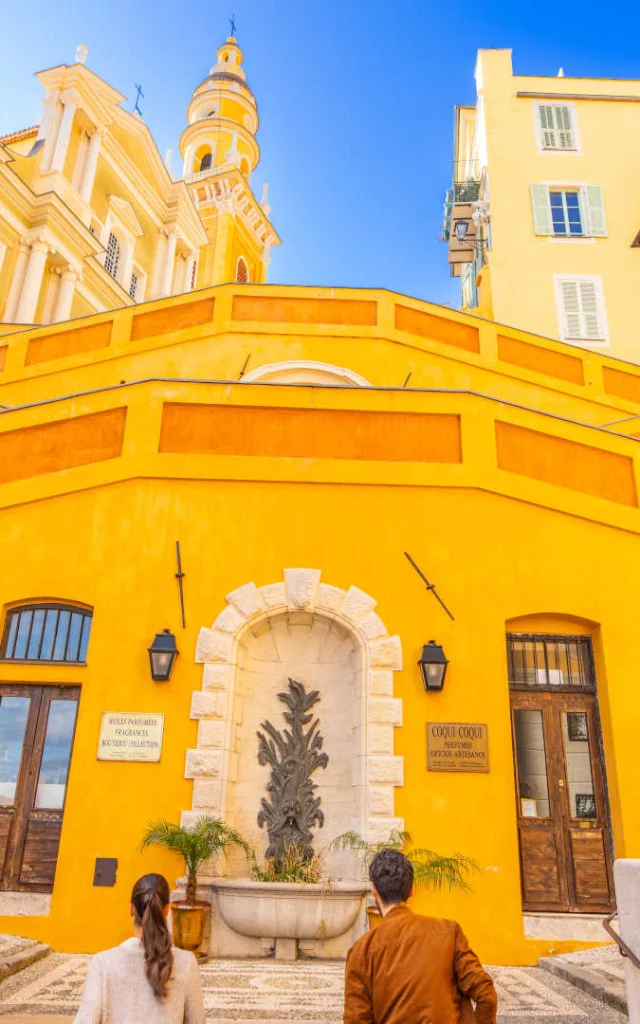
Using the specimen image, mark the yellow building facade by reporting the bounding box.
[1,36,640,971]
[0,38,278,328]
[0,282,640,966]
[447,50,640,361]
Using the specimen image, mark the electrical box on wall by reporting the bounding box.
[93,858,118,887]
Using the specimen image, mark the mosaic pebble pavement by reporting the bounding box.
[0,950,629,1023]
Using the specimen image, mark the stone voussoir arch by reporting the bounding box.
[183,569,404,845]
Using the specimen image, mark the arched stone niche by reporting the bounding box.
[241,361,370,386]
[183,569,404,864]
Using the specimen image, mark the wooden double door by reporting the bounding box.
[510,689,614,913]
[0,685,79,892]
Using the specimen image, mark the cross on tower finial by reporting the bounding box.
[133,84,144,116]
[229,13,236,37]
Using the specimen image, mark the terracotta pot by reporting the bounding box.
[171,900,210,956]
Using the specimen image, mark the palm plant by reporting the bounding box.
[142,816,251,905]
[330,829,478,892]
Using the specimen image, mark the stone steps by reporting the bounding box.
[0,935,52,983]
[538,947,628,1016]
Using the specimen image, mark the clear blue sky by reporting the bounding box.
[1,1,639,308]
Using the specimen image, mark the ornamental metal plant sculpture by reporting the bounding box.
[257,678,328,865]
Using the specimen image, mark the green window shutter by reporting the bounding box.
[578,281,602,338]
[560,279,604,340]
[539,105,556,148]
[554,105,574,149]
[584,186,607,237]
[561,280,582,338]
[530,184,552,235]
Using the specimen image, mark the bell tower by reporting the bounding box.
[179,35,279,286]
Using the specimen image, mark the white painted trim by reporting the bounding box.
[553,273,610,347]
[242,361,371,387]
[533,101,582,155]
[185,570,403,846]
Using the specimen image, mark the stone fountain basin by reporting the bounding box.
[211,878,369,940]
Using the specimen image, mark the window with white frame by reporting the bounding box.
[129,272,138,300]
[538,104,576,150]
[555,276,607,343]
[530,185,606,238]
[104,232,120,279]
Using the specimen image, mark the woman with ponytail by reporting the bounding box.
[74,873,205,1022]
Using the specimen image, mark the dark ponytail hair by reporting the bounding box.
[131,873,173,999]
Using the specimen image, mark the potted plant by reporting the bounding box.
[141,815,251,955]
[330,830,478,929]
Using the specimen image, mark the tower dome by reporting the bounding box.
[179,37,259,180]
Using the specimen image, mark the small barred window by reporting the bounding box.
[1,604,93,663]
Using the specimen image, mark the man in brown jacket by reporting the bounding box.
[344,849,497,1024]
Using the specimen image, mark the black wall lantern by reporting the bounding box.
[418,640,449,692]
[454,219,470,242]
[148,629,179,681]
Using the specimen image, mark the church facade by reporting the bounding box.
[0,39,277,328]
[0,37,639,968]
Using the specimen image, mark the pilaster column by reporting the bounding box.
[3,241,30,322]
[160,229,178,296]
[183,250,197,291]
[39,92,61,172]
[150,231,167,299]
[50,93,77,174]
[78,127,104,204]
[52,267,78,322]
[15,240,49,323]
[183,144,195,179]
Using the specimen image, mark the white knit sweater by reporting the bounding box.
[74,937,206,1023]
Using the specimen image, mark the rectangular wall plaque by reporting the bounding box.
[427,722,489,773]
[97,712,164,762]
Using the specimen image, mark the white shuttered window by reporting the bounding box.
[557,277,606,341]
[539,105,575,150]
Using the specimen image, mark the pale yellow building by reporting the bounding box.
[0,38,278,328]
[447,50,640,361]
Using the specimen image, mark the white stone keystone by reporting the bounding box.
[185,749,223,778]
[369,786,395,816]
[202,663,233,691]
[190,691,227,719]
[368,725,395,755]
[192,779,223,811]
[284,568,322,611]
[358,612,388,641]
[369,670,395,696]
[197,720,226,748]
[368,697,403,726]
[259,582,286,609]
[213,604,246,634]
[368,756,404,786]
[180,810,205,830]
[367,816,405,844]
[225,581,266,619]
[369,635,403,670]
[316,584,347,612]
[195,627,233,664]
[340,586,377,623]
